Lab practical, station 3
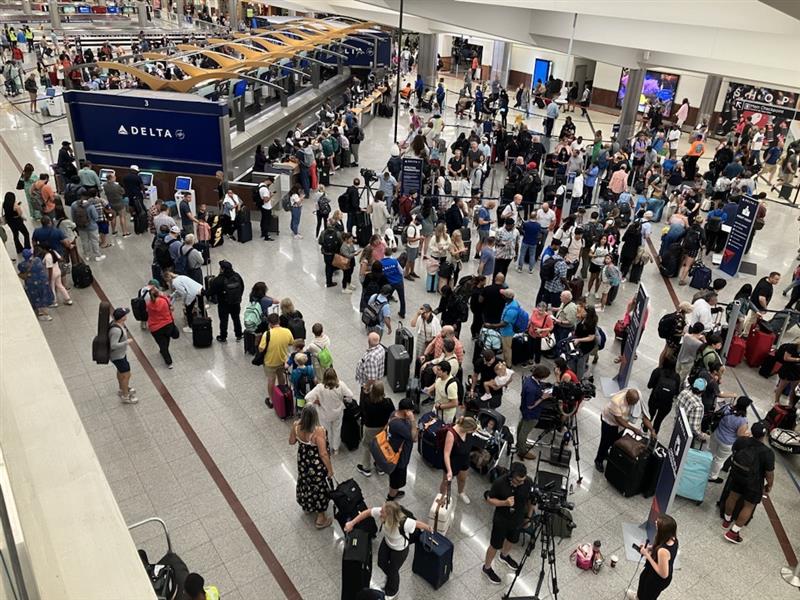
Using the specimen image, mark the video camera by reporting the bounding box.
[551,378,596,406]
[360,168,378,183]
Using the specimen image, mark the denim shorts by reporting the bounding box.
[112,357,131,373]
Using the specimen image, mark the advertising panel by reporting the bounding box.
[616,284,649,389]
[400,157,423,196]
[715,82,799,138]
[720,195,759,277]
[616,69,680,116]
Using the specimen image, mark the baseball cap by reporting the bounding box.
[692,378,708,392]
[169,225,181,234]
[148,279,160,286]
[130,164,140,171]
[113,307,130,320]
[751,422,767,439]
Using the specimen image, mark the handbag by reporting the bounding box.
[332,253,350,270]
[438,261,454,279]
[15,177,25,190]
[571,544,593,570]
[252,331,269,366]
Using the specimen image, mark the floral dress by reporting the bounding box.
[295,426,330,513]
[18,256,53,309]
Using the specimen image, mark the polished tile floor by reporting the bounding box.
[1,69,799,600]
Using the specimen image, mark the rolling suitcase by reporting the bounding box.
[745,329,775,367]
[628,262,644,284]
[357,223,371,247]
[726,336,746,366]
[395,322,414,356]
[417,411,445,469]
[341,400,362,451]
[689,263,712,290]
[91,301,112,364]
[676,447,713,504]
[406,377,421,412]
[237,220,253,243]
[426,272,439,293]
[779,184,793,200]
[330,478,377,535]
[341,529,372,600]
[243,331,257,355]
[191,315,213,348]
[764,403,793,431]
[412,502,454,590]
[605,435,648,497]
[641,442,668,498]
[427,483,456,535]
[511,333,532,365]
[271,384,295,420]
[385,344,411,393]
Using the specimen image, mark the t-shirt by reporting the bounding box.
[371,507,416,551]
[448,156,465,175]
[536,208,556,230]
[750,277,773,311]
[601,391,642,431]
[32,226,65,250]
[261,326,295,367]
[477,206,491,232]
[730,437,774,491]
[499,300,520,337]
[405,223,421,248]
[495,228,519,260]
[488,474,533,526]
[387,414,414,468]
[433,377,459,423]
[259,185,272,210]
[179,200,192,229]
[521,220,542,245]
[481,284,506,323]
[479,246,496,277]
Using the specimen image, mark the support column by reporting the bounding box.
[137,1,148,27]
[697,74,722,131]
[489,41,512,89]
[228,0,238,26]
[416,33,437,90]
[22,0,31,15]
[48,0,61,29]
[311,62,320,89]
[617,68,645,143]
[174,0,184,27]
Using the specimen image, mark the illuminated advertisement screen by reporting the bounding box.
[616,69,680,116]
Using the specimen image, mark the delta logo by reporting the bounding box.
[117,125,185,140]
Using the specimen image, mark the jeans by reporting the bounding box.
[151,323,176,366]
[346,212,356,236]
[298,166,310,197]
[361,425,382,466]
[709,435,733,479]
[78,228,101,259]
[517,242,537,271]
[594,420,621,465]
[390,280,406,318]
[290,206,302,235]
[536,230,548,260]
[218,302,242,340]
[320,414,343,452]
[378,539,409,597]
[529,336,544,363]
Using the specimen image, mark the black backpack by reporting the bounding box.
[657,312,678,339]
[682,227,702,252]
[651,370,680,403]
[320,229,339,254]
[223,274,243,305]
[450,295,470,322]
[583,221,602,247]
[541,256,557,282]
[730,439,762,486]
[317,196,331,218]
[445,377,465,408]
[286,313,306,339]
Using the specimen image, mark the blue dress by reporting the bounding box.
[18,257,54,309]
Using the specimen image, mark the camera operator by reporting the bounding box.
[481,462,535,585]
[516,365,552,460]
[594,389,656,473]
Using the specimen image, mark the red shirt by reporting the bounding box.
[146,295,174,332]
[561,369,579,383]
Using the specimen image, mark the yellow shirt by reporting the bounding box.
[260,326,295,367]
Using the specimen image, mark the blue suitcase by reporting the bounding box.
[412,530,453,589]
[676,448,713,504]
[426,272,439,293]
[689,264,712,290]
[417,411,445,469]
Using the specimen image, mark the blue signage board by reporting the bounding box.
[42,133,53,146]
[317,33,391,68]
[400,157,424,196]
[616,283,649,389]
[647,407,692,540]
[720,195,758,277]
[64,90,228,176]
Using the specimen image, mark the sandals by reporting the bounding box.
[315,516,333,530]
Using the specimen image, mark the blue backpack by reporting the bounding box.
[596,327,607,351]
[513,305,530,334]
[173,246,189,275]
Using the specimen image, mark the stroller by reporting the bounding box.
[419,89,435,112]
[129,518,189,600]
[470,409,514,475]
[456,97,473,119]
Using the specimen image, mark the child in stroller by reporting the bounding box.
[469,409,513,475]
[419,89,435,112]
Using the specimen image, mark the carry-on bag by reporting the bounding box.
[341,528,373,600]
[271,383,295,420]
[413,492,454,589]
[676,447,713,504]
[129,518,189,600]
[92,301,112,365]
[426,483,457,536]
[385,344,411,393]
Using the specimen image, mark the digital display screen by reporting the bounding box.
[139,172,153,187]
[616,69,680,116]
[175,176,192,191]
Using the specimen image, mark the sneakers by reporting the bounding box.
[459,492,471,505]
[482,565,502,584]
[724,530,743,544]
[65,299,73,305]
[708,477,724,484]
[167,364,174,370]
[95,255,106,262]
[235,335,243,342]
[387,490,405,500]
[293,234,304,239]
[326,282,337,288]
[498,554,520,570]
[182,326,193,333]
[356,464,372,477]
[349,284,357,290]
[216,336,228,343]
[342,288,353,294]
[481,392,492,401]
[120,394,139,404]
[49,302,59,308]
[722,517,732,529]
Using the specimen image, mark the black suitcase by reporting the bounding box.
[72,262,94,288]
[243,330,257,355]
[194,241,210,265]
[460,226,471,243]
[237,220,253,243]
[511,333,532,365]
[384,105,393,118]
[204,275,217,303]
[606,283,619,305]
[779,184,793,200]
[192,316,213,348]
[395,323,414,357]
[605,444,646,497]
[341,400,362,451]
[357,223,371,247]
[759,351,779,378]
[628,262,644,284]
[133,211,147,235]
[385,344,411,393]
[406,377,421,412]
[330,479,377,535]
[341,529,373,600]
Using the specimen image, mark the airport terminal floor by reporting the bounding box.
[2,65,800,600]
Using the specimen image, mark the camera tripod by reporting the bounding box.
[526,401,585,484]
[504,510,561,600]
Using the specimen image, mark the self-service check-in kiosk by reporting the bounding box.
[140,172,158,209]
[99,168,115,183]
[173,176,196,217]
[43,87,65,117]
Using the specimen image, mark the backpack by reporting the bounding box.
[286,314,306,339]
[682,227,701,252]
[362,296,387,327]
[243,301,263,333]
[294,367,312,398]
[253,183,264,205]
[29,183,43,211]
[320,229,339,254]
[513,305,530,334]
[281,193,292,212]
[708,404,731,433]
[173,246,190,276]
[595,327,607,350]
[317,196,331,218]
[583,221,602,247]
[450,295,469,323]
[223,275,243,305]
[651,370,680,404]
[72,201,90,228]
[541,256,557,282]
[443,178,452,195]
[398,509,420,545]
[730,439,762,486]
[130,289,148,322]
[317,346,333,369]
[657,312,678,340]
[153,238,173,268]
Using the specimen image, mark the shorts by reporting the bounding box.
[406,246,419,263]
[478,230,489,243]
[389,465,407,490]
[599,281,611,295]
[589,263,602,274]
[728,477,764,505]
[264,364,287,384]
[98,221,110,235]
[490,517,522,549]
[112,357,131,373]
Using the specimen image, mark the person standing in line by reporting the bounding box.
[145,286,178,369]
[71,191,105,262]
[289,405,334,530]
[384,397,417,502]
[305,367,354,456]
[439,416,479,504]
[356,381,395,477]
[345,501,432,600]
[674,98,689,130]
[289,184,304,239]
[3,191,30,254]
[41,244,72,307]
[626,514,679,600]
[494,218,519,278]
[210,260,244,343]
[741,271,780,336]
[17,248,53,320]
[108,307,137,403]
[178,191,198,237]
[257,177,275,241]
[722,422,775,544]
[260,312,295,407]
[544,99,559,141]
[102,173,130,237]
[646,356,681,433]
[708,396,751,483]
[774,341,800,404]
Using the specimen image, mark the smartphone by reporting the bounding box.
[631,543,641,553]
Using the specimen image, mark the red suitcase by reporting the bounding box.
[271,384,295,420]
[745,330,775,368]
[726,337,746,367]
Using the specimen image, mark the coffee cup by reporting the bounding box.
[610,554,618,568]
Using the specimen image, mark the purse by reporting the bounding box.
[251,331,270,366]
[15,177,25,190]
[332,253,350,270]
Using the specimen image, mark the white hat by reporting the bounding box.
[169,225,181,234]
[130,164,140,171]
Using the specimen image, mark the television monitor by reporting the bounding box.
[99,168,115,182]
[107,5,119,13]
[46,88,56,97]
[139,172,153,187]
[62,5,76,13]
[77,5,91,13]
[616,68,680,116]
[175,176,192,191]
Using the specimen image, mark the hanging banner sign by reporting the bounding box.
[720,195,758,277]
[616,283,649,389]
